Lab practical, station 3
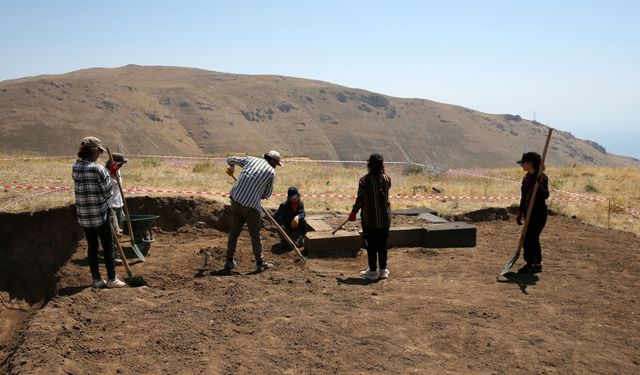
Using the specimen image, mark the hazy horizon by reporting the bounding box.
[1,0,638,158]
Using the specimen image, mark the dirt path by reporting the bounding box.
[4,215,640,374]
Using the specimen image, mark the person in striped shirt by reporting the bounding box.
[225,151,282,272]
[72,136,126,289]
[348,153,392,280]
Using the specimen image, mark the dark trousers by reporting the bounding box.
[523,210,547,264]
[227,201,264,263]
[362,224,389,271]
[84,219,116,281]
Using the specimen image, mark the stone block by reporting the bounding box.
[393,207,437,216]
[424,222,476,248]
[305,217,333,232]
[304,231,362,258]
[417,212,449,224]
[387,226,426,248]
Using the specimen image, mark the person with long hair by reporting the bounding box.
[348,153,392,280]
[516,151,550,273]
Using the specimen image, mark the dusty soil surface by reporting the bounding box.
[2,200,640,374]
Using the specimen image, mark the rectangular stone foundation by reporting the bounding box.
[424,222,476,248]
[393,208,438,216]
[387,226,426,248]
[304,231,362,258]
[417,212,449,224]
[305,222,477,258]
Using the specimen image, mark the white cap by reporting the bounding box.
[265,150,283,166]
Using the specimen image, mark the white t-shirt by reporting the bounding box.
[109,175,123,208]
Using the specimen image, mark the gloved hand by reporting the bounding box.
[108,162,123,175]
[226,166,235,177]
[516,211,523,226]
[348,211,357,221]
[291,215,299,229]
[537,175,545,185]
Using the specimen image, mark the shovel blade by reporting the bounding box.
[130,242,146,262]
[501,251,520,276]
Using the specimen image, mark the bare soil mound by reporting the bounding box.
[1,197,639,374]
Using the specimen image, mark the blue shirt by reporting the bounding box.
[228,156,275,214]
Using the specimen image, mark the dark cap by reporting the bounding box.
[105,152,128,167]
[516,152,542,165]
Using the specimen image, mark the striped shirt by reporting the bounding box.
[72,159,113,228]
[352,173,392,229]
[228,156,275,214]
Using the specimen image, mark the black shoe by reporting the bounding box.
[517,263,534,274]
[224,258,237,270]
[296,235,305,248]
[531,263,543,273]
[256,260,274,272]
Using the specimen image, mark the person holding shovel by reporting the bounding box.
[348,153,392,280]
[225,151,282,272]
[274,186,307,248]
[72,136,126,288]
[105,153,127,266]
[516,151,550,273]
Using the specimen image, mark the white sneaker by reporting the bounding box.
[92,279,106,288]
[360,269,379,280]
[106,278,126,288]
[379,269,390,279]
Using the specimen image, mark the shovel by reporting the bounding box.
[112,226,147,287]
[262,207,307,264]
[332,218,350,235]
[106,147,145,262]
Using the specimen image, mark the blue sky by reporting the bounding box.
[2,0,639,158]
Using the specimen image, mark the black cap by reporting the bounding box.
[516,152,541,165]
[105,152,128,167]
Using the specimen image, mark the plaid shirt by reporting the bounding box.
[72,159,113,228]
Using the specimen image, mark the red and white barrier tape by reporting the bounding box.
[1,182,636,212]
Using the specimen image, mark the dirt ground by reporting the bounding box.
[2,203,640,374]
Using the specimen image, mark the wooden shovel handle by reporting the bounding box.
[332,218,349,235]
[106,147,136,248]
[516,128,554,253]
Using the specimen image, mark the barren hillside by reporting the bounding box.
[0,65,637,167]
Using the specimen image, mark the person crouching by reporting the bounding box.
[274,187,307,248]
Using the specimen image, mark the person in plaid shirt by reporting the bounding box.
[72,136,125,288]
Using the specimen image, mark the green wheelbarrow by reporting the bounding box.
[122,215,160,260]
